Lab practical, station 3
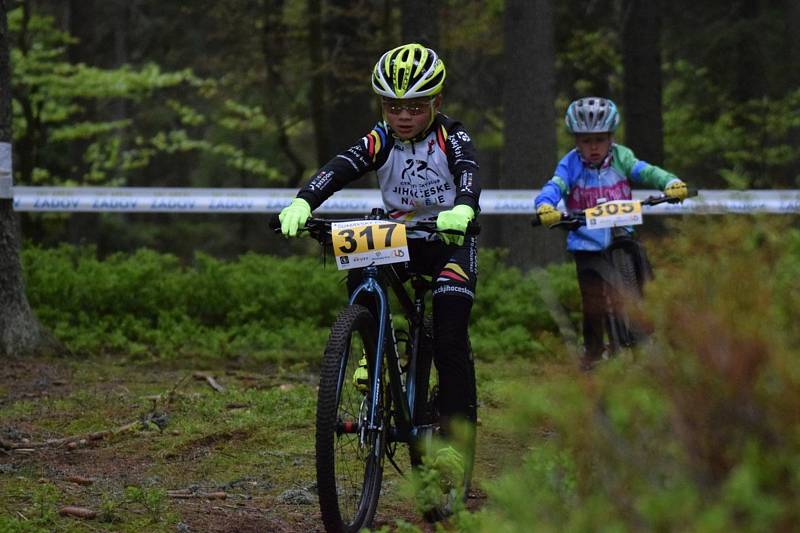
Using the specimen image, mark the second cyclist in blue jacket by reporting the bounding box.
[535,97,689,369]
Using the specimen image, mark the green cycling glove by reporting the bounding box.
[278,198,311,237]
[436,205,475,246]
[664,179,688,201]
[536,203,561,227]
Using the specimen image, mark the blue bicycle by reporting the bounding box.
[271,210,479,532]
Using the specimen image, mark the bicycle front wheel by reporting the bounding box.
[316,304,385,533]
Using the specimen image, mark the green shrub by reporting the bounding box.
[23,245,343,360]
[23,245,576,360]
[464,217,800,531]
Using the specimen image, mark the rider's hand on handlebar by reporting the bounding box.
[278,198,312,237]
[436,204,474,246]
[664,179,689,201]
[536,203,561,228]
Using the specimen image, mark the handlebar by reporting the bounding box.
[530,188,699,229]
[269,211,481,243]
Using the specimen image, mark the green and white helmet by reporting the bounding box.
[565,97,620,133]
[372,43,446,99]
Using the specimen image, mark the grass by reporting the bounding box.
[0,354,549,532]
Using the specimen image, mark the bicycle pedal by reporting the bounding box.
[353,356,369,393]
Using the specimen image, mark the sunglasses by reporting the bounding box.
[381,98,434,116]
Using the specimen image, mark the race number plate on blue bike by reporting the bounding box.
[331,221,409,270]
[585,200,643,229]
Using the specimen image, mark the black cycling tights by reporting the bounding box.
[433,293,477,434]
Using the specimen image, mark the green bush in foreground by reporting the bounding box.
[457,217,800,531]
[22,245,577,361]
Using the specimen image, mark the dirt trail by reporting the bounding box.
[0,356,528,532]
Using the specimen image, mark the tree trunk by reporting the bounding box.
[0,1,57,357]
[501,0,564,269]
[307,0,329,166]
[621,0,664,165]
[401,0,439,46]
[262,0,305,187]
[788,0,800,90]
[732,0,765,102]
[323,0,374,155]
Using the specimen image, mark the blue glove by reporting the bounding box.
[436,205,475,246]
[278,198,311,237]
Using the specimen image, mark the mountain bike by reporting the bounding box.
[532,191,697,363]
[270,210,479,532]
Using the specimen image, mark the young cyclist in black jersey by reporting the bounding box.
[278,43,480,490]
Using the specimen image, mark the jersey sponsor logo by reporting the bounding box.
[391,182,453,207]
[460,170,474,194]
[455,131,471,143]
[309,170,334,191]
[402,159,440,182]
[347,146,369,166]
[449,136,464,160]
[432,284,475,300]
[567,179,632,211]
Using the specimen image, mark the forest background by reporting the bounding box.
[2,1,800,531]
[7,0,800,266]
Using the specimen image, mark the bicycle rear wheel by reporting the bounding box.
[610,247,644,347]
[316,304,385,533]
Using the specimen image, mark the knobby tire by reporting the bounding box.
[316,305,384,533]
[608,246,642,351]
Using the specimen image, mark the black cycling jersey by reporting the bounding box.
[297,113,481,236]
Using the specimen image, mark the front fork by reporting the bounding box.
[348,267,423,444]
[348,267,396,440]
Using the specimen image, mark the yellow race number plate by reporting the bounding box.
[585,200,643,229]
[331,220,409,270]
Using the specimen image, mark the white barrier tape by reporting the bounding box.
[10,187,800,214]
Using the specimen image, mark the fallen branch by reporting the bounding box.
[0,420,139,451]
[66,475,95,486]
[59,506,97,519]
[193,372,225,393]
[165,373,193,408]
[167,489,227,500]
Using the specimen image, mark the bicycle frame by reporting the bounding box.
[346,264,428,446]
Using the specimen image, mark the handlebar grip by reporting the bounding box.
[466,221,481,236]
[268,213,282,233]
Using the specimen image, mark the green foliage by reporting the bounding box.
[22,245,344,360]
[663,61,800,188]
[463,217,800,530]
[124,486,167,523]
[558,29,622,97]
[0,483,61,533]
[470,250,577,359]
[21,245,579,360]
[8,7,288,189]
